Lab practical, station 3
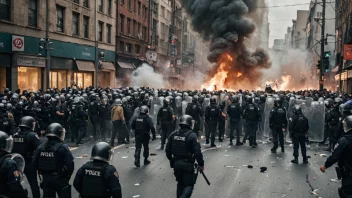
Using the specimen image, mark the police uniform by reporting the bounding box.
[12,127,41,198]
[242,103,261,147]
[70,101,88,144]
[37,102,52,135]
[89,100,101,141]
[205,103,222,146]
[327,107,341,150]
[185,102,204,137]
[0,111,17,136]
[289,112,309,163]
[73,160,122,198]
[33,138,74,197]
[157,105,175,149]
[227,102,243,145]
[165,126,204,198]
[269,106,288,152]
[131,111,156,167]
[99,102,112,141]
[218,101,227,142]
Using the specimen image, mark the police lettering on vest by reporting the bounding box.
[135,118,145,131]
[171,131,192,157]
[82,162,107,197]
[85,169,101,176]
[40,152,54,157]
[37,143,62,172]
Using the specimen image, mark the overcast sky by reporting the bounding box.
[268,0,311,47]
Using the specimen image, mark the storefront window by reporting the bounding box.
[0,67,6,93]
[98,71,111,88]
[74,72,92,88]
[18,67,41,92]
[50,70,67,89]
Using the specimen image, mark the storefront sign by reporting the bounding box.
[344,44,352,60]
[12,35,24,51]
[0,42,4,48]
[17,55,45,67]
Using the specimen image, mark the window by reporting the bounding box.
[160,6,165,17]
[121,0,124,5]
[135,44,140,54]
[107,24,111,43]
[0,0,10,20]
[144,6,147,19]
[133,20,137,36]
[18,67,42,92]
[126,43,132,53]
[152,19,157,31]
[134,0,136,13]
[83,0,89,7]
[119,41,124,52]
[128,0,131,10]
[120,14,125,34]
[72,12,79,36]
[98,0,103,12]
[142,26,146,40]
[73,72,92,88]
[138,1,141,15]
[73,0,79,3]
[142,5,145,19]
[28,0,37,27]
[127,18,131,35]
[83,16,89,38]
[98,21,103,41]
[50,70,67,90]
[56,6,64,32]
[138,23,141,34]
[108,0,112,16]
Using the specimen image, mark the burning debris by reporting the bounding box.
[182,0,271,90]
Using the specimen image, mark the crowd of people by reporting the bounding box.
[0,86,352,198]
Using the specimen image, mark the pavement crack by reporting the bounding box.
[306,174,319,197]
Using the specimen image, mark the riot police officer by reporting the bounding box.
[0,105,16,135]
[165,115,204,198]
[320,115,352,197]
[12,116,41,198]
[227,96,243,145]
[157,99,175,150]
[205,97,222,147]
[242,96,261,148]
[218,100,227,142]
[38,100,52,136]
[33,123,74,198]
[73,142,122,198]
[0,131,29,198]
[289,106,309,164]
[269,98,288,153]
[99,96,112,141]
[88,94,101,141]
[131,106,156,167]
[185,97,204,137]
[70,97,88,145]
[326,98,342,151]
[51,98,64,124]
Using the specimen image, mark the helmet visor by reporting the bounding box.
[191,120,195,130]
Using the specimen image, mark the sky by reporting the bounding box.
[268,0,311,47]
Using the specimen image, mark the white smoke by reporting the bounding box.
[130,63,167,88]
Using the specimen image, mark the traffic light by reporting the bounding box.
[317,60,321,69]
[324,51,331,58]
[171,39,177,56]
[323,51,330,71]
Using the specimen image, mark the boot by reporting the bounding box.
[291,157,298,164]
[229,140,233,146]
[236,142,243,146]
[303,156,309,164]
[134,150,141,167]
[160,145,164,150]
[144,158,151,165]
[281,146,285,153]
[219,138,223,142]
[271,147,277,153]
[210,143,217,147]
[206,139,209,144]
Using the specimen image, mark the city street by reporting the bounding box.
[23,137,340,198]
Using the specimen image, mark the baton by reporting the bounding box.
[195,163,211,185]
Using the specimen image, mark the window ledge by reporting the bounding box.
[82,6,91,11]
[0,19,14,25]
[26,25,42,31]
[55,31,67,35]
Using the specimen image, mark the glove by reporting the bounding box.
[198,166,204,172]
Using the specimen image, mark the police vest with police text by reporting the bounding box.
[81,161,107,197]
[171,131,192,158]
[12,132,30,159]
[37,142,63,172]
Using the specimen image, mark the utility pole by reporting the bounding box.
[319,0,326,91]
[94,0,99,88]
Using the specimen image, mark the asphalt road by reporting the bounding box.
[23,136,340,198]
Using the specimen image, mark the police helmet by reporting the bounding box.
[73,96,80,104]
[246,96,253,104]
[163,99,170,106]
[5,103,12,111]
[33,101,40,108]
[114,99,122,105]
[334,98,343,106]
[140,105,149,114]
[192,96,199,103]
[179,115,194,129]
[274,98,283,107]
[45,123,66,141]
[91,142,114,163]
[50,98,58,106]
[232,96,239,103]
[18,116,36,130]
[79,96,85,103]
[0,103,4,110]
[339,104,351,115]
[0,131,13,153]
[343,115,352,133]
[210,97,216,104]
[293,105,302,115]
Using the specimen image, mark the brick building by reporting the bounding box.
[116,0,150,84]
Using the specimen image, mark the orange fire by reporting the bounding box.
[237,72,242,77]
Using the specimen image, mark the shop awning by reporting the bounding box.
[117,61,135,69]
[331,66,339,73]
[100,62,115,71]
[75,60,95,71]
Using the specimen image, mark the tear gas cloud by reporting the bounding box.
[130,63,168,89]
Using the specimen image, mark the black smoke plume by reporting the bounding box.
[181,0,271,89]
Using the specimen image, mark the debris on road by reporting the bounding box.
[260,167,267,173]
[224,165,235,168]
[150,153,157,156]
[248,165,253,169]
[134,183,140,186]
[330,178,339,183]
[320,154,327,157]
[132,195,140,198]
[224,154,231,157]
[121,156,128,159]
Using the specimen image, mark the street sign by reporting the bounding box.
[177,60,181,65]
[12,35,24,51]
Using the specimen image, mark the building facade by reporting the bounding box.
[291,10,309,50]
[115,0,150,85]
[0,0,117,92]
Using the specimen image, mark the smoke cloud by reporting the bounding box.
[182,0,271,89]
[130,63,168,88]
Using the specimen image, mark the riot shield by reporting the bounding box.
[220,93,226,102]
[186,96,192,104]
[203,98,210,110]
[182,100,188,116]
[286,98,325,143]
[213,95,219,104]
[263,96,276,139]
[175,96,182,118]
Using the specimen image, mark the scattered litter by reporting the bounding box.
[126,146,136,149]
[289,144,293,147]
[260,167,267,173]
[224,165,235,168]
[330,178,339,183]
[132,195,140,198]
[134,183,140,186]
[248,165,253,169]
[282,194,286,198]
[150,153,157,156]
[313,177,316,180]
[224,154,231,157]
[217,145,222,148]
[225,150,227,152]
[311,189,320,196]
[307,156,311,159]
[121,156,128,159]
[276,157,284,160]
[242,165,248,167]
[271,161,276,164]
[75,156,83,159]
[320,154,327,157]
[81,154,88,158]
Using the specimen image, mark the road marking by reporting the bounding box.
[201,147,217,153]
[69,147,79,151]
[113,144,126,150]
